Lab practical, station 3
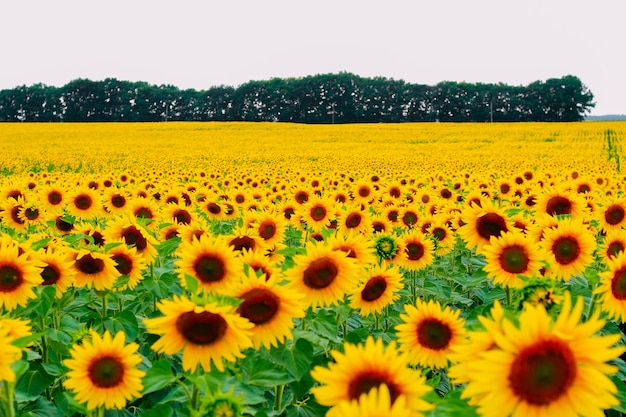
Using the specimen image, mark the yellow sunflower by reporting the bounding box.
[0,196,28,231]
[540,218,595,281]
[107,244,147,291]
[326,384,419,417]
[595,251,626,322]
[283,240,359,308]
[327,231,377,268]
[33,246,75,297]
[348,263,404,316]
[299,195,335,232]
[0,318,32,342]
[596,196,626,233]
[36,184,66,214]
[397,230,435,271]
[460,296,624,417]
[102,188,131,216]
[175,234,243,296]
[0,327,21,382]
[161,202,198,226]
[395,298,466,369]
[244,210,287,247]
[71,249,120,291]
[458,199,511,253]
[0,239,43,311]
[67,186,102,219]
[482,231,543,288]
[144,295,253,372]
[598,228,626,261]
[64,330,145,410]
[102,216,158,262]
[534,188,586,218]
[337,205,372,235]
[230,270,306,349]
[311,336,432,415]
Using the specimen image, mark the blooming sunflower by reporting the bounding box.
[144,295,253,372]
[176,234,243,295]
[397,230,435,271]
[0,327,21,382]
[102,188,131,215]
[0,318,32,342]
[540,218,595,281]
[598,228,626,261]
[230,270,306,349]
[126,197,160,225]
[102,216,158,262]
[348,263,404,316]
[299,195,335,232]
[482,231,543,288]
[534,188,586,218]
[64,330,145,410]
[0,196,27,232]
[244,210,286,247]
[36,184,66,214]
[71,249,120,291]
[460,296,624,417]
[0,239,43,311]
[326,384,418,417]
[327,231,377,268]
[226,227,265,254]
[240,248,278,282]
[284,240,359,308]
[337,205,372,235]
[33,246,75,297]
[161,202,198,226]
[458,199,511,253]
[596,196,626,233]
[595,251,626,322]
[311,336,432,415]
[107,244,147,291]
[395,298,466,369]
[67,186,102,219]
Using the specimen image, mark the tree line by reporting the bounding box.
[0,73,594,123]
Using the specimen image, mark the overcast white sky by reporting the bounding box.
[1,0,624,115]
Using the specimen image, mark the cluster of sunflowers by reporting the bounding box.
[0,121,626,417]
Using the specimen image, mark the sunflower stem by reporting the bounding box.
[101,291,108,322]
[273,384,285,412]
[2,381,15,417]
[586,291,599,320]
[505,286,512,306]
[190,382,199,411]
[39,315,49,364]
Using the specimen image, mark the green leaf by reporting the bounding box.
[55,392,88,417]
[20,397,64,417]
[15,363,55,402]
[11,331,45,349]
[36,285,57,317]
[183,273,199,294]
[245,356,295,388]
[141,404,174,417]
[30,237,52,251]
[274,338,314,380]
[141,359,178,395]
[308,309,341,343]
[104,309,139,341]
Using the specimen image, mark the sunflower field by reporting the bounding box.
[1,121,626,417]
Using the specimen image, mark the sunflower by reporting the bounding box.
[482,231,543,288]
[17,200,45,228]
[459,296,623,417]
[200,198,228,221]
[311,336,432,415]
[175,234,243,295]
[33,246,75,297]
[103,216,158,262]
[348,263,404,316]
[64,330,145,410]
[534,188,586,218]
[67,186,102,219]
[226,227,265,254]
[397,230,435,271]
[102,188,131,215]
[0,327,21,382]
[458,199,511,253]
[71,249,120,291]
[240,248,278,282]
[51,214,75,235]
[0,317,32,342]
[326,384,418,417]
[299,195,334,232]
[0,239,43,311]
[594,251,626,322]
[395,298,466,369]
[598,228,626,261]
[540,218,595,281]
[284,240,359,308]
[37,184,66,214]
[0,196,27,231]
[398,206,420,229]
[158,223,180,241]
[244,210,286,247]
[327,231,377,268]
[337,205,372,235]
[161,202,198,226]
[429,221,456,257]
[144,295,253,372]
[126,197,160,225]
[596,196,626,233]
[230,270,306,349]
[107,244,147,291]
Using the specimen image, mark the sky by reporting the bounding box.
[1,0,624,115]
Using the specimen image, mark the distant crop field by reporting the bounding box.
[1,121,626,417]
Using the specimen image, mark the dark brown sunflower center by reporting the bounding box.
[406,242,425,261]
[134,207,154,219]
[0,265,23,292]
[499,245,529,274]
[337,245,356,259]
[112,254,133,275]
[283,207,295,220]
[76,254,105,275]
[358,187,370,198]
[229,236,256,252]
[551,237,580,265]
[258,221,277,240]
[173,210,192,225]
[176,311,227,345]
[48,191,63,205]
[390,187,401,198]
[295,192,309,204]
[605,204,625,226]
[545,196,572,216]
[40,264,61,285]
[432,227,447,241]
[193,255,225,283]
[345,213,362,229]
[610,268,626,300]
[206,202,221,214]
[237,288,279,324]
[402,212,418,227]
[111,194,126,208]
[348,373,400,404]
[302,257,338,289]
[387,210,399,222]
[122,226,147,251]
[476,213,508,240]
[508,338,576,405]
[24,207,40,220]
[310,205,327,222]
[74,194,93,210]
[440,188,453,199]
[88,356,125,388]
[55,216,74,232]
[10,206,25,225]
[608,241,625,258]
[361,276,387,301]
[417,318,452,350]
